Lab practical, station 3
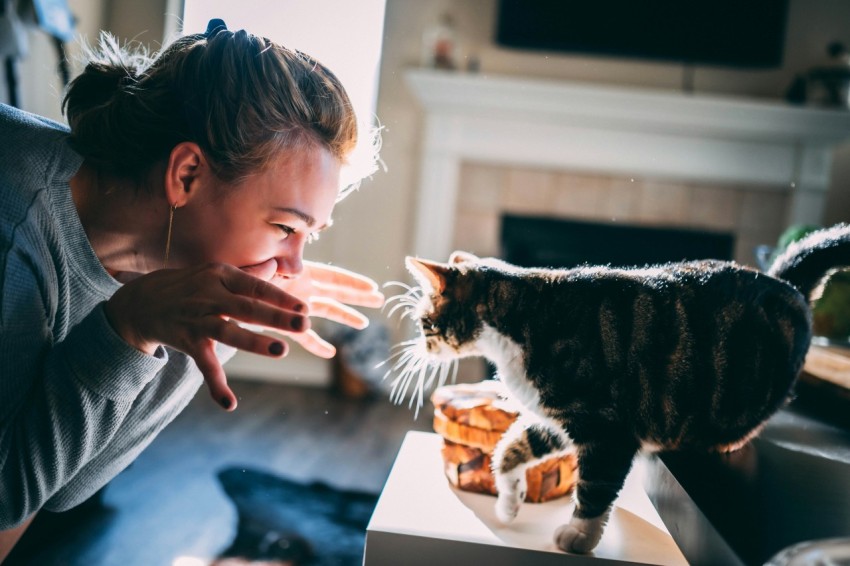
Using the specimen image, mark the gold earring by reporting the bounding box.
[164,205,176,269]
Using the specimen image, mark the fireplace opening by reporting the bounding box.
[500,214,735,269]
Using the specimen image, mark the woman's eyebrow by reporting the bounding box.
[274,207,332,231]
[274,207,316,227]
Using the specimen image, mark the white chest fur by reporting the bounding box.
[477,325,572,445]
[477,325,541,413]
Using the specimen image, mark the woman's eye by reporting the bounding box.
[274,225,319,244]
[422,317,438,332]
[275,224,295,239]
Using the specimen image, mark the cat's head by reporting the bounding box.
[403,250,487,361]
[383,250,512,414]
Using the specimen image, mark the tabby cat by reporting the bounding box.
[387,223,850,554]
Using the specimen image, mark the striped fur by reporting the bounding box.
[402,224,850,554]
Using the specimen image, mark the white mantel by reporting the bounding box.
[405,68,850,261]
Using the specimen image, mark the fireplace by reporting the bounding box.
[501,214,734,269]
[405,69,850,268]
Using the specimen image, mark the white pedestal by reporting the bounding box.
[364,431,688,565]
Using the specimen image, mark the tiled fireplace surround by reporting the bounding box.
[406,69,850,267]
[454,164,786,265]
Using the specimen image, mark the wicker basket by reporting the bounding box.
[431,381,577,503]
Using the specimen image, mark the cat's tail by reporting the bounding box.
[767,223,850,299]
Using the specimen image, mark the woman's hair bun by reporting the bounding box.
[63,34,148,122]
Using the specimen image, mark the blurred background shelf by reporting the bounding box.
[803,342,850,393]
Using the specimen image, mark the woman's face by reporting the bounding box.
[173,145,341,277]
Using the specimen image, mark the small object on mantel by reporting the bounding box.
[431,381,577,503]
[803,342,850,393]
[787,41,850,109]
[421,12,458,71]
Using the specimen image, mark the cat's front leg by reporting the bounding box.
[554,439,638,554]
[492,420,568,524]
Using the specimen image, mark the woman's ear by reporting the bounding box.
[164,142,206,207]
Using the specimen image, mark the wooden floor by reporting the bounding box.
[9,380,433,566]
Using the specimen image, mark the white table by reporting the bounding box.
[364,431,688,565]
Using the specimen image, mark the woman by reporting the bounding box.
[0,19,384,555]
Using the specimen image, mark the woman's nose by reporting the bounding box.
[274,249,304,279]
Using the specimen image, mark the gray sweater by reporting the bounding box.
[0,103,233,527]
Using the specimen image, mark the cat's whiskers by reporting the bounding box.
[386,301,413,320]
[390,349,418,373]
[389,354,424,406]
[383,283,423,319]
[378,331,460,418]
[382,280,414,292]
[381,282,460,417]
[384,343,421,385]
[375,339,420,369]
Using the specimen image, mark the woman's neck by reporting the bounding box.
[69,162,169,278]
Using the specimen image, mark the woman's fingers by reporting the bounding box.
[304,262,385,306]
[191,341,237,411]
[104,262,387,411]
[221,295,310,335]
[105,263,318,412]
[308,297,369,329]
[286,329,336,359]
[304,261,379,291]
[219,264,309,314]
[209,317,290,358]
[310,280,385,308]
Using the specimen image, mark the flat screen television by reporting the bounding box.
[495,0,790,69]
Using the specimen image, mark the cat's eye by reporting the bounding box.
[422,317,439,332]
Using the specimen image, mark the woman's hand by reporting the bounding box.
[270,261,385,358]
[104,260,307,411]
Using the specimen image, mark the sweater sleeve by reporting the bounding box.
[0,246,168,528]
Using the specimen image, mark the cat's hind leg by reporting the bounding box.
[491,420,569,524]
[554,438,638,554]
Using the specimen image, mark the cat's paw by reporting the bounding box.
[494,473,526,524]
[495,491,521,523]
[554,516,606,554]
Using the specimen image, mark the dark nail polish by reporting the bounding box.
[268,341,284,356]
[220,397,232,409]
[293,303,306,313]
[291,316,303,331]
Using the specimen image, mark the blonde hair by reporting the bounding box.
[63,26,379,197]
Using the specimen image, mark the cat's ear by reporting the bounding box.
[405,256,451,294]
[449,250,479,264]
